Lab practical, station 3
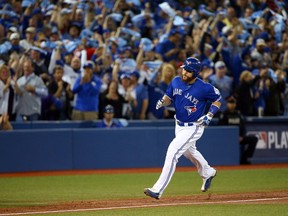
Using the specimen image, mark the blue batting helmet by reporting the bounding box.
[180,57,201,78]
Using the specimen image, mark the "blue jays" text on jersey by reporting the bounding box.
[165,76,221,122]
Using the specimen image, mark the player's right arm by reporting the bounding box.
[156,95,171,110]
[156,76,177,110]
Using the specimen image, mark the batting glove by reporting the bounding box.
[197,114,213,126]
[156,99,164,110]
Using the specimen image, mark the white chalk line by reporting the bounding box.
[0,197,287,216]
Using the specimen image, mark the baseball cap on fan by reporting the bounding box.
[26,27,36,34]
[83,62,94,69]
[215,61,225,69]
[104,105,114,113]
[256,38,266,47]
[226,95,236,103]
[120,73,131,80]
[202,59,214,69]
[130,70,140,79]
[168,29,181,37]
[8,26,18,33]
[10,33,20,40]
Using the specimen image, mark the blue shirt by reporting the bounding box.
[72,75,102,111]
[155,39,177,62]
[165,76,221,122]
[97,119,123,128]
[132,83,148,114]
[209,75,232,112]
[147,83,165,119]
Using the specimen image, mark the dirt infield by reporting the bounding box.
[1,191,288,215]
[0,164,288,215]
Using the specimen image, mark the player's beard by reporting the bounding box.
[181,73,195,84]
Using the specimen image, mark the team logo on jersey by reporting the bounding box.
[184,106,197,115]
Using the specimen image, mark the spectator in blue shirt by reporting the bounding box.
[72,62,102,120]
[155,29,182,63]
[209,61,233,113]
[232,45,253,88]
[130,70,149,120]
[97,104,123,128]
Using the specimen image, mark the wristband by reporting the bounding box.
[208,104,220,116]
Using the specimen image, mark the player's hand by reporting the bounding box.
[156,99,164,110]
[197,114,213,126]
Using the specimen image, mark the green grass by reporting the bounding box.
[0,167,287,215]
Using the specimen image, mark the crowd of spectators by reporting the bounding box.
[0,0,288,129]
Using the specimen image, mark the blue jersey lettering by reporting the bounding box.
[184,93,199,105]
[173,88,182,96]
[165,76,222,122]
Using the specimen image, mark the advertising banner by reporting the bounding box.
[246,123,288,163]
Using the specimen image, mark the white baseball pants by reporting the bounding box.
[152,123,216,195]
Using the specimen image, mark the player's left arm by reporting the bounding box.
[207,85,222,117]
[197,85,222,126]
[207,101,221,117]
[197,101,221,126]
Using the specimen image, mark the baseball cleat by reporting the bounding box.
[201,169,217,192]
[144,188,160,200]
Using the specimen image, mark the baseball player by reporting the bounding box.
[144,57,221,199]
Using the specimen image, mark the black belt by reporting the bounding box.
[176,121,194,127]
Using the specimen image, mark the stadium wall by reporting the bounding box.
[0,127,238,173]
[2,117,287,173]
